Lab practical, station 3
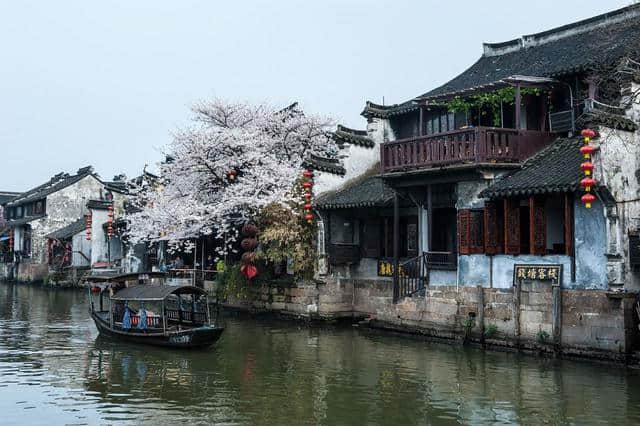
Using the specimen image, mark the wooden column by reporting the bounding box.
[393,192,400,302]
[514,279,521,349]
[426,184,432,251]
[477,285,485,344]
[552,284,562,350]
[419,106,424,137]
[515,84,522,130]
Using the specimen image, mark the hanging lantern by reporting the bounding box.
[85,213,92,241]
[304,192,312,200]
[9,229,14,251]
[581,128,596,141]
[580,161,594,176]
[240,238,258,251]
[580,145,595,159]
[580,177,596,192]
[303,170,314,178]
[227,170,237,181]
[305,213,314,221]
[303,181,312,189]
[241,223,258,237]
[304,203,312,210]
[581,193,596,209]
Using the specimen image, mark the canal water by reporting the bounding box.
[1,283,640,425]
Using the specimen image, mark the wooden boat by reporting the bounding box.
[87,272,224,348]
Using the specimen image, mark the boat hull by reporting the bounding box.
[91,311,224,348]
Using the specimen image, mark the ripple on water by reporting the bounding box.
[2,283,640,424]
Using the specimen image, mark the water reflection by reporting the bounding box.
[1,282,640,425]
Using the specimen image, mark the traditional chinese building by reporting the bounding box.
[0,167,128,282]
[311,4,640,359]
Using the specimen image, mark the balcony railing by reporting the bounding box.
[381,127,556,173]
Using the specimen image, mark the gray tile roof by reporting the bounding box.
[420,5,640,101]
[46,217,86,240]
[480,137,583,199]
[7,166,95,207]
[333,125,375,148]
[361,101,419,119]
[0,192,20,206]
[5,214,46,227]
[315,174,395,209]
[303,154,346,176]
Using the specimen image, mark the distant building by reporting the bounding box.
[0,167,127,282]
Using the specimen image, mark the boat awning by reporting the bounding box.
[111,285,206,301]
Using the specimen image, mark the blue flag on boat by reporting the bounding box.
[123,304,131,330]
[138,303,147,330]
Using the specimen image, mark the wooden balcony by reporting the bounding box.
[381,127,556,173]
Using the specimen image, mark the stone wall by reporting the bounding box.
[225,277,640,361]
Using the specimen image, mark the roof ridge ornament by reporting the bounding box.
[483,3,640,57]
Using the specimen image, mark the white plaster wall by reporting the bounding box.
[90,208,109,265]
[594,81,640,289]
[315,118,389,196]
[29,175,105,264]
[72,230,91,267]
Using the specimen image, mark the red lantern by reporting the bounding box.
[580,161,594,176]
[581,128,596,140]
[8,229,13,251]
[303,170,313,178]
[85,213,92,241]
[241,251,256,265]
[304,193,312,200]
[580,145,595,159]
[241,223,258,237]
[582,193,596,209]
[304,203,312,210]
[303,181,312,189]
[241,238,258,251]
[241,264,258,279]
[580,177,596,192]
[305,213,314,221]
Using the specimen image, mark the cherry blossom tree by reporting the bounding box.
[127,99,337,257]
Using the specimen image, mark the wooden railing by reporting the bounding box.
[393,251,458,302]
[381,127,556,173]
[393,252,429,303]
[166,309,207,325]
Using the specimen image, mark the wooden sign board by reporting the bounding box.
[513,264,562,286]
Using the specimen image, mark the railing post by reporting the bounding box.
[393,192,400,303]
[476,128,487,163]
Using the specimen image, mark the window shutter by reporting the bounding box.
[458,210,471,255]
[504,199,520,255]
[469,210,485,254]
[530,196,546,256]
[484,201,501,254]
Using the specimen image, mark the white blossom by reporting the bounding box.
[127,99,337,257]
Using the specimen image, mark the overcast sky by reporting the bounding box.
[0,0,631,191]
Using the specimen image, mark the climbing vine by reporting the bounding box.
[445,87,547,127]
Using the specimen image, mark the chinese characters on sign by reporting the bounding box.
[378,260,406,277]
[513,264,562,286]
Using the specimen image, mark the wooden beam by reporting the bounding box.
[515,84,521,130]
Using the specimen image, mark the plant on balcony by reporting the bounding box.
[445,87,546,127]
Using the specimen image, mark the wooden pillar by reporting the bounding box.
[419,106,424,137]
[477,284,485,343]
[514,279,521,349]
[515,85,521,130]
[552,284,562,350]
[393,192,400,302]
[426,184,432,251]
